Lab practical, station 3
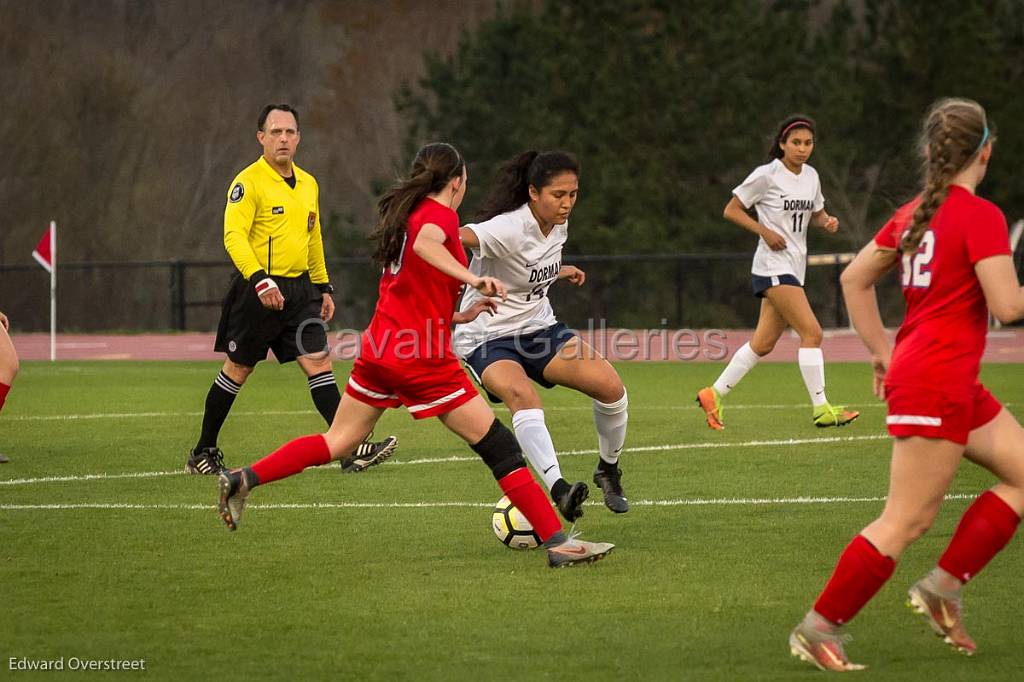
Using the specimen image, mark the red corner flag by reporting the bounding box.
[32,223,55,273]
[32,221,58,361]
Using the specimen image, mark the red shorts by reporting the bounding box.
[345,355,478,419]
[885,382,1002,445]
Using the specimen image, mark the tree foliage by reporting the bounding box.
[399,0,1024,256]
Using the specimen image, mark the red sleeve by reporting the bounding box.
[966,201,1011,264]
[874,199,919,249]
[873,218,898,249]
[420,201,458,242]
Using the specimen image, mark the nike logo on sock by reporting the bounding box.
[542,465,556,474]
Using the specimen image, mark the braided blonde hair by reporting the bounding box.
[902,98,990,253]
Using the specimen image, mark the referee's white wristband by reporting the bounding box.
[254,277,279,296]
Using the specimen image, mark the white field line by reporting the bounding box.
[0,493,978,512]
[0,470,186,486]
[2,404,895,422]
[0,435,889,487]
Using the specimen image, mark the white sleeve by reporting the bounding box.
[813,176,825,212]
[464,214,521,260]
[732,166,770,209]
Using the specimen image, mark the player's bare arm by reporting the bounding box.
[811,209,839,233]
[724,195,786,250]
[319,293,335,322]
[557,265,585,286]
[975,254,1024,324]
[414,223,507,300]
[459,226,480,248]
[841,241,898,397]
[452,298,498,325]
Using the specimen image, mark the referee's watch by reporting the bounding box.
[317,283,335,295]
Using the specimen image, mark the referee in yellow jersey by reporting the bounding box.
[187,104,396,475]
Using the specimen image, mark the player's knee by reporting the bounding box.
[593,385,627,413]
[749,340,774,356]
[223,361,254,384]
[594,381,626,406]
[470,418,526,481]
[497,384,537,411]
[800,325,823,347]
[302,355,333,376]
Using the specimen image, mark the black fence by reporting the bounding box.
[0,254,907,333]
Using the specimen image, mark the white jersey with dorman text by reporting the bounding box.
[732,158,825,284]
[452,203,566,357]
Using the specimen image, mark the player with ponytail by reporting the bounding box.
[789,98,1024,671]
[698,114,859,431]
[455,150,630,519]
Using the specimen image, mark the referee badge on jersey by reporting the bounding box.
[272,206,285,215]
[229,182,244,203]
[307,211,316,231]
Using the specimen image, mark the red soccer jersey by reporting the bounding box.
[363,197,466,362]
[874,186,1010,389]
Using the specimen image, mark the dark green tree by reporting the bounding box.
[397,0,1024,326]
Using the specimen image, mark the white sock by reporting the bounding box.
[713,342,760,396]
[593,389,628,466]
[798,347,828,407]
[511,409,562,490]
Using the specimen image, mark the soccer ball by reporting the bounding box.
[492,495,541,549]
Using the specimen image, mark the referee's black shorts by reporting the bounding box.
[214,271,328,366]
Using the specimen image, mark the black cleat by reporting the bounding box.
[186,447,227,475]
[593,465,629,513]
[340,435,398,473]
[555,481,589,522]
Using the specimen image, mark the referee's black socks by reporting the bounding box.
[308,371,341,425]
[194,371,242,453]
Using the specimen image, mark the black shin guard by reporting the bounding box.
[470,419,526,481]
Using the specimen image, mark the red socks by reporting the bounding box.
[498,467,561,542]
[812,493,1021,625]
[938,490,1021,583]
[814,534,896,625]
[250,434,332,485]
[0,382,9,412]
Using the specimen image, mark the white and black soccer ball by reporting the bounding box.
[492,495,541,549]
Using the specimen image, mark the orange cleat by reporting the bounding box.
[789,622,866,672]
[907,581,977,655]
[696,386,724,431]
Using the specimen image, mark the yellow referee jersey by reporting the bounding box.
[223,156,328,283]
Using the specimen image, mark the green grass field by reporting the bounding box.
[2,360,1022,680]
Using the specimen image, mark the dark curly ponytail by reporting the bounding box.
[474,150,579,222]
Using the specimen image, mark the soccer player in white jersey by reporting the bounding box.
[454,151,629,519]
[697,115,859,430]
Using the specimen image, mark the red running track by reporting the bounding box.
[11,329,1024,363]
